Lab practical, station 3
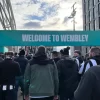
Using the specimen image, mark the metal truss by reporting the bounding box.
[0,0,16,30]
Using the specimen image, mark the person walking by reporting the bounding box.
[57,47,79,100]
[74,66,100,100]
[79,47,100,76]
[73,50,84,70]
[0,52,21,100]
[14,49,28,100]
[24,46,59,100]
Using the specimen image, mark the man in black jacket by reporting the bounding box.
[57,47,79,100]
[0,52,21,100]
[14,50,28,99]
[74,66,100,100]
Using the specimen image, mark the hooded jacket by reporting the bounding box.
[24,53,59,97]
[57,56,79,97]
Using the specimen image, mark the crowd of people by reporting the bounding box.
[0,46,100,100]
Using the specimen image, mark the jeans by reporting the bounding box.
[60,94,74,100]
[15,76,24,92]
[15,76,24,100]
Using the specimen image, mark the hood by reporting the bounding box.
[92,55,100,65]
[33,54,49,65]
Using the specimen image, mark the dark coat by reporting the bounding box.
[14,56,28,75]
[57,56,79,97]
[74,66,100,100]
[0,59,21,85]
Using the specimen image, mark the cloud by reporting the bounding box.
[25,15,45,21]
[10,0,83,30]
[23,21,42,29]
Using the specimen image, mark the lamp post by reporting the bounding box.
[68,2,77,31]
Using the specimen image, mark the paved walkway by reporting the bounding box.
[18,89,23,100]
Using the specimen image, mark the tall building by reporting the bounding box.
[82,0,100,55]
[82,0,100,30]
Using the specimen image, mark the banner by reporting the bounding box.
[0,30,99,46]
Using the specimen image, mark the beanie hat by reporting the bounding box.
[19,49,25,56]
[60,47,70,55]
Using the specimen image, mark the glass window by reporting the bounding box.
[84,15,86,25]
[93,20,95,30]
[88,0,90,10]
[93,8,95,19]
[93,0,94,6]
[98,3,100,15]
[86,47,87,53]
[88,11,91,22]
[84,3,86,14]
[90,11,92,21]
[95,20,96,29]
[84,25,86,30]
[93,0,96,6]
[89,23,90,30]
[99,17,100,29]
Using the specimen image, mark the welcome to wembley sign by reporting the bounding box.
[0,30,100,46]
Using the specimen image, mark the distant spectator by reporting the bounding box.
[14,52,18,58]
[26,54,32,60]
[73,50,84,70]
[14,50,28,100]
[52,51,60,63]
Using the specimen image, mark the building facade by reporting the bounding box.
[82,0,100,55]
[83,0,100,30]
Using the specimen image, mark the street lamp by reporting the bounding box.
[67,2,77,31]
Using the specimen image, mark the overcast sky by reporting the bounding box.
[10,0,83,30]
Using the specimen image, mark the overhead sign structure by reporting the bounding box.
[0,30,99,46]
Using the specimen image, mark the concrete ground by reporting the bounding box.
[18,89,23,100]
